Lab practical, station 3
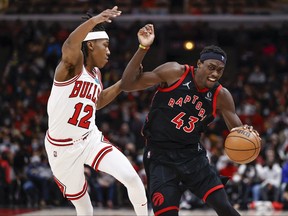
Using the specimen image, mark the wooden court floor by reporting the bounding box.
[15,207,288,216]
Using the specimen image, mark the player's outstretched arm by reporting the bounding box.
[120,24,158,91]
[121,24,185,91]
[62,6,121,62]
[56,6,121,81]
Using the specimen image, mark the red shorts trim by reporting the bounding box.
[202,184,224,202]
[66,181,88,200]
[154,206,179,216]
[91,145,113,171]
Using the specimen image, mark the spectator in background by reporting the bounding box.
[115,122,136,149]
[22,154,56,207]
[259,149,282,202]
[0,151,12,206]
[280,158,288,203]
[236,160,263,209]
[85,166,116,209]
[247,64,266,84]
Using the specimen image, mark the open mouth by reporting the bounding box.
[208,77,217,82]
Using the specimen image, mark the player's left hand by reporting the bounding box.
[93,6,122,24]
[138,24,155,48]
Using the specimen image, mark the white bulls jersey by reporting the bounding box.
[47,66,103,140]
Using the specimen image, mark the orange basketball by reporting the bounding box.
[224,129,261,164]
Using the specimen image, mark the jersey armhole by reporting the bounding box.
[212,84,223,117]
[158,64,191,92]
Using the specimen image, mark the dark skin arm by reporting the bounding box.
[120,24,185,91]
[216,87,243,131]
[55,6,121,82]
[217,87,261,141]
[96,80,122,110]
[121,61,185,91]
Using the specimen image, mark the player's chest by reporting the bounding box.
[68,75,102,103]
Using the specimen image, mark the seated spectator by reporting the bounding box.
[247,64,266,84]
[23,154,58,207]
[236,160,263,209]
[85,166,116,209]
[0,150,12,206]
[94,172,116,208]
[259,149,282,202]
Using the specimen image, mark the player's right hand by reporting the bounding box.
[94,6,121,23]
[231,124,261,141]
[231,124,253,132]
[138,24,155,48]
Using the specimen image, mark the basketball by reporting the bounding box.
[224,129,261,164]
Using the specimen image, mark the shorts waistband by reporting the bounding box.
[146,140,203,151]
[46,130,91,146]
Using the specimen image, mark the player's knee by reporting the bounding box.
[122,171,142,186]
[151,191,180,216]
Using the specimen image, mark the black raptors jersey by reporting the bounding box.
[143,64,222,149]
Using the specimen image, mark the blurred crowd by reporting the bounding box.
[1,0,288,15]
[0,7,288,212]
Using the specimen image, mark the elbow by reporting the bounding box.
[120,80,132,92]
[96,101,105,110]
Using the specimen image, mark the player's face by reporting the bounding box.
[92,39,110,68]
[197,59,225,89]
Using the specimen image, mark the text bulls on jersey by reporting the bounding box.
[69,81,101,103]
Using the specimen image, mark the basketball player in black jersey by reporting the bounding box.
[120,24,261,216]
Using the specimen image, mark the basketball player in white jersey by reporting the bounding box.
[44,6,148,216]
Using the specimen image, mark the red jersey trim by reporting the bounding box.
[202,184,224,202]
[212,85,223,117]
[158,64,190,92]
[154,206,179,216]
[54,71,83,87]
[66,181,88,200]
[87,68,96,78]
[92,145,113,171]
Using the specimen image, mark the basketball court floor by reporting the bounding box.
[12,207,288,216]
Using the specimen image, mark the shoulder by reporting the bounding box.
[155,62,185,76]
[162,61,185,71]
[55,56,84,82]
[218,86,232,98]
[216,86,234,109]
[155,62,185,85]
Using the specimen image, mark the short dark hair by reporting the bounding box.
[200,45,227,62]
[81,12,106,66]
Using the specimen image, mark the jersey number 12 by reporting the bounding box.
[68,103,93,129]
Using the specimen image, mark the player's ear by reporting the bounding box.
[197,60,202,68]
[87,41,94,51]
